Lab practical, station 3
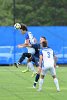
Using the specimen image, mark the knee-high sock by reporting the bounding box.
[54,78,60,90]
[33,74,40,87]
[39,78,44,90]
[27,62,36,73]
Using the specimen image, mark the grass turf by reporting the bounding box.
[0,65,67,100]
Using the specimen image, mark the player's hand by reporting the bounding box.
[17,44,23,48]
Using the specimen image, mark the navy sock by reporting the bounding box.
[33,74,40,87]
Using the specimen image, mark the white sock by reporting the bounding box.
[39,78,44,90]
[54,78,60,91]
[26,65,29,70]
[27,62,36,73]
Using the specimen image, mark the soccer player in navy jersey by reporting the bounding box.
[19,36,47,84]
[32,36,47,87]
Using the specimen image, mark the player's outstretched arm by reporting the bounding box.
[17,43,32,48]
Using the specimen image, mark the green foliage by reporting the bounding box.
[0,0,67,26]
[0,0,13,26]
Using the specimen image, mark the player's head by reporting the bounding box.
[41,41,48,47]
[40,36,47,43]
[40,36,48,47]
[20,24,28,34]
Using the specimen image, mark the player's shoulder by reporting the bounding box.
[42,47,53,52]
[25,31,29,39]
[27,31,32,35]
[28,31,32,34]
[25,31,28,35]
[47,47,53,50]
[47,47,54,53]
[26,31,33,37]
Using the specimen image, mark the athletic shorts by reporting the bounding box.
[41,66,56,76]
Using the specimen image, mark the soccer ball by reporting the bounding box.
[14,23,21,29]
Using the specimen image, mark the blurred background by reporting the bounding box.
[0,0,67,26]
[0,0,67,65]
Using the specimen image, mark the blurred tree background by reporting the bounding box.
[0,0,67,26]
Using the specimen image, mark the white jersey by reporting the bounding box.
[24,31,36,54]
[40,47,54,68]
[25,31,36,44]
[28,32,36,44]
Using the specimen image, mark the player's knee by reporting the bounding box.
[52,75,56,79]
[22,53,26,58]
[28,53,31,57]
[41,75,44,79]
[27,57,32,62]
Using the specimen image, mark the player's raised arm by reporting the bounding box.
[17,43,32,48]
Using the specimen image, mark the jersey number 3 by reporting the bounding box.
[47,52,50,58]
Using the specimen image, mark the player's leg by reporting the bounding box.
[38,68,47,91]
[50,67,60,92]
[22,61,36,74]
[28,57,36,72]
[22,65,29,73]
[27,61,37,77]
[38,75,44,91]
[29,56,39,77]
[22,55,36,74]
[15,53,31,68]
[22,48,36,72]
[33,66,40,87]
[31,56,40,87]
[33,71,40,88]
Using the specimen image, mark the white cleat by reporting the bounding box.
[57,88,60,92]
[33,85,36,88]
[37,88,42,92]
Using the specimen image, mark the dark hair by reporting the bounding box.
[42,41,47,47]
[20,24,28,31]
[41,36,46,40]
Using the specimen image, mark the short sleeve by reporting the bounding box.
[39,49,43,55]
[25,32,29,40]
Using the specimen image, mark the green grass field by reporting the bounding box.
[0,65,67,100]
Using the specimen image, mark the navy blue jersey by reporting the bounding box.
[31,43,40,58]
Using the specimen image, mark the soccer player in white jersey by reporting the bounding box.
[18,24,37,53]
[38,41,60,92]
[14,23,37,74]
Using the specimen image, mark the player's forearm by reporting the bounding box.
[17,44,27,48]
[18,43,31,48]
[23,43,32,47]
[17,44,24,48]
[39,57,42,68]
[39,60,42,68]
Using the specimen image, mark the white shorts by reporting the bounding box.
[26,47,35,54]
[41,66,56,76]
